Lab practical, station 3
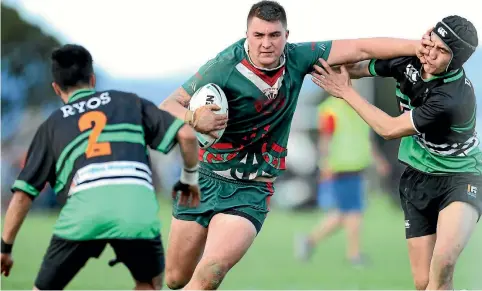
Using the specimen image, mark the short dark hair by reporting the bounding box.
[51,44,94,91]
[247,0,287,29]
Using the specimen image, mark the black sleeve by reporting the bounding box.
[140,97,185,154]
[368,57,409,79]
[411,93,453,134]
[11,122,55,199]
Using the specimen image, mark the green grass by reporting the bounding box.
[1,194,481,290]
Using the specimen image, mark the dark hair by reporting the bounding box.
[51,44,94,91]
[443,15,478,48]
[247,0,287,29]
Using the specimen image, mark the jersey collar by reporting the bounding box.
[244,39,285,71]
[419,67,460,83]
[68,88,96,103]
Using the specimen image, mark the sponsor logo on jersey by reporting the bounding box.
[404,64,420,84]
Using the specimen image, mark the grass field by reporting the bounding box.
[1,194,481,290]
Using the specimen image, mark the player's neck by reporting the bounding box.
[61,86,95,103]
[421,69,433,80]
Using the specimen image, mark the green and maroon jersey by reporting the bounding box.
[183,38,331,180]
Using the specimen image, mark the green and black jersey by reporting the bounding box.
[11,89,184,240]
[369,57,482,175]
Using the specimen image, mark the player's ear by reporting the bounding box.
[52,82,62,97]
[90,74,96,88]
[285,30,289,40]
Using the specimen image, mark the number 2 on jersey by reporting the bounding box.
[78,111,112,158]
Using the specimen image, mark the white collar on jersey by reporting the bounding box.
[244,39,286,71]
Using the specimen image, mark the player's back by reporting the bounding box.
[17,88,183,240]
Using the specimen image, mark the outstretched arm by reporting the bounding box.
[311,59,417,140]
[327,38,420,66]
[338,61,371,79]
[340,89,416,140]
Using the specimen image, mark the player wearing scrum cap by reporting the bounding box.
[311,15,481,291]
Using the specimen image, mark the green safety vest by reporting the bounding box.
[318,96,372,173]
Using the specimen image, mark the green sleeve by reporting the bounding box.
[368,59,378,76]
[289,41,332,75]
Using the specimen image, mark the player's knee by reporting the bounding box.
[195,260,229,290]
[413,275,429,290]
[165,269,189,290]
[430,253,456,286]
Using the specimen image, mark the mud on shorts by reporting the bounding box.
[173,168,275,233]
[399,166,482,239]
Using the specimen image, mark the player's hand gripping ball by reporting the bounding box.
[189,83,229,148]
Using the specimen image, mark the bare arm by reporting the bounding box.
[344,61,372,79]
[159,87,192,122]
[327,38,418,66]
[2,191,32,245]
[174,124,201,208]
[342,88,416,140]
[176,124,199,169]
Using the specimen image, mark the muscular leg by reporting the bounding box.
[406,234,437,290]
[183,214,257,290]
[165,217,208,290]
[426,202,479,290]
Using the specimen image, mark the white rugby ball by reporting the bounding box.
[188,83,228,148]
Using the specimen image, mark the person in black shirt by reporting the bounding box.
[0,44,203,290]
[311,15,480,291]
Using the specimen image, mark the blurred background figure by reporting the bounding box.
[295,95,390,266]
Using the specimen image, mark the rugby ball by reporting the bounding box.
[188,83,228,148]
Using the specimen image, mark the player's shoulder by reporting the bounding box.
[285,41,331,55]
[210,38,246,67]
[101,89,140,101]
[432,69,475,106]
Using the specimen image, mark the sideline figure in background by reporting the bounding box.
[296,95,390,266]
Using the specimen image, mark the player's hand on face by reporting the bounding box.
[193,104,228,139]
[417,27,434,64]
[311,59,352,98]
[1,253,13,277]
[172,181,201,208]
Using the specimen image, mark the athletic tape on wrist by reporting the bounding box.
[180,167,199,185]
[1,238,13,254]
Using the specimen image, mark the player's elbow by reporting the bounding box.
[11,191,34,208]
[380,126,405,140]
[159,98,172,111]
[380,130,398,140]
